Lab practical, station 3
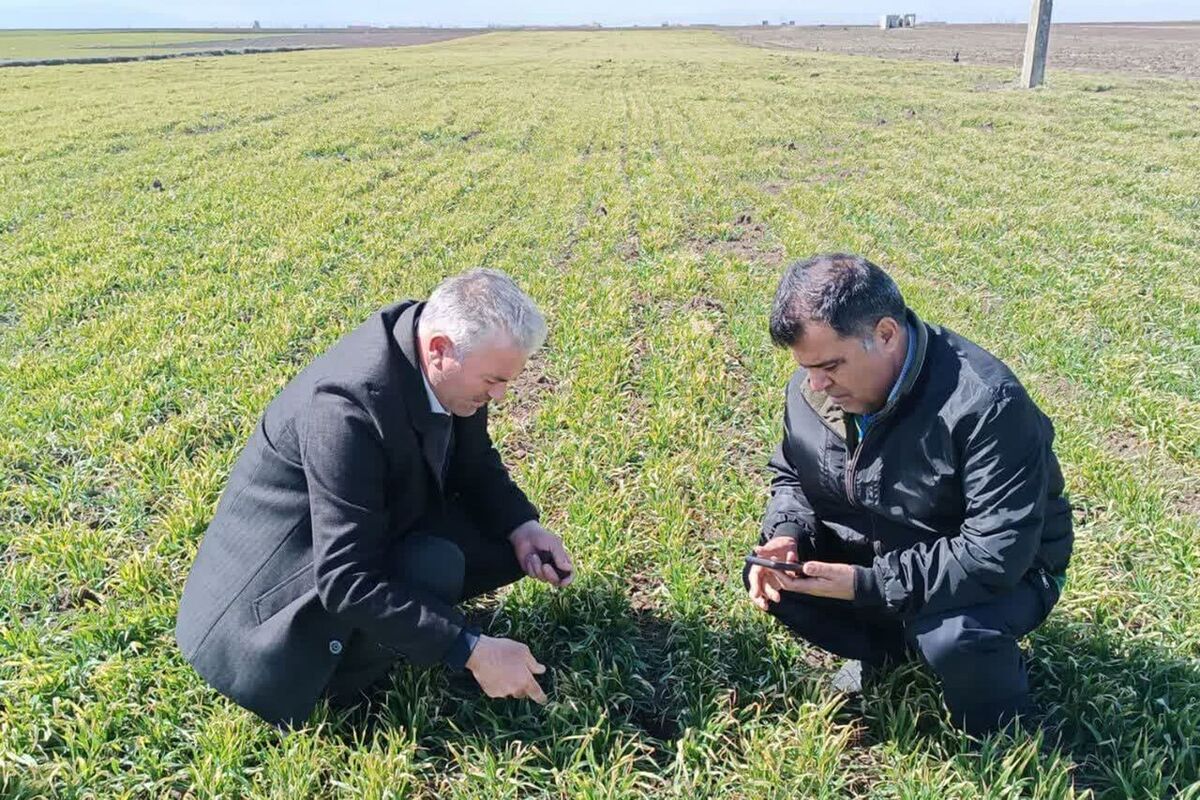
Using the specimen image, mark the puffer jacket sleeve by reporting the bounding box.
[853,383,1048,617]
[760,394,821,556]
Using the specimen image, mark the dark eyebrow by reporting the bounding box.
[800,358,843,371]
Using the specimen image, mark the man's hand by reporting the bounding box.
[747,535,798,612]
[777,560,856,601]
[465,635,548,703]
[509,520,574,588]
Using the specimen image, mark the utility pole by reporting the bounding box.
[1021,0,1053,88]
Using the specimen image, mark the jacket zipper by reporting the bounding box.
[825,319,925,508]
[844,409,893,507]
[845,425,866,507]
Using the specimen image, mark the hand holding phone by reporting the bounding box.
[744,555,806,573]
[747,535,801,612]
[537,549,573,581]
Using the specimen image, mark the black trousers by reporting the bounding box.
[323,507,525,705]
[744,542,1061,736]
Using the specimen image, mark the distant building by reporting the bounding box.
[880,14,916,29]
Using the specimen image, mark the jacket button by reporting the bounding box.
[328,639,343,655]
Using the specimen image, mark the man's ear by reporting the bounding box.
[427,334,455,370]
[875,316,901,350]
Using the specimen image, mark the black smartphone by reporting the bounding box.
[744,555,806,573]
[536,549,572,581]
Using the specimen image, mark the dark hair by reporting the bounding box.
[769,253,906,348]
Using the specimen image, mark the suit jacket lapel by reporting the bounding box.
[392,301,451,493]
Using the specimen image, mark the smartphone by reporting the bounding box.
[744,555,806,573]
[536,549,572,580]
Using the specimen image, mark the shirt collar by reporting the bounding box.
[887,321,919,407]
[420,361,449,416]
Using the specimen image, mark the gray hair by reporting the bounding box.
[418,268,548,356]
[769,253,906,348]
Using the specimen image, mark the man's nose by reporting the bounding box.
[489,384,507,401]
[808,370,831,392]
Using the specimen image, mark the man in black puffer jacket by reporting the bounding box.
[744,253,1072,736]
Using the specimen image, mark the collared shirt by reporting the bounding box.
[855,322,918,438]
[421,365,449,416]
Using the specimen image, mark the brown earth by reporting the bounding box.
[730,21,1200,79]
[84,28,485,53]
[1,28,486,67]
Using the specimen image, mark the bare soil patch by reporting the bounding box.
[731,22,1200,79]
[87,29,485,53]
[1104,428,1148,461]
[496,353,554,462]
[690,214,786,267]
[1176,485,1200,517]
[2,28,484,67]
[1103,427,1199,518]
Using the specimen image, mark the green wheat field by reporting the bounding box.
[1,29,1198,799]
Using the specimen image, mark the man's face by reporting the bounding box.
[423,332,528,417]
[789,318,905,415]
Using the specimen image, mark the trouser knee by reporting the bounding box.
[396,534,465,605]
[910,615,1021,686]
[908,611,1031,734]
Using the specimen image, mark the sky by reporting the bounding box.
[1,0,1197,29]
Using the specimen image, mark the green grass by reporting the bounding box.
[0,30,293,62]
[1,29,1198,798]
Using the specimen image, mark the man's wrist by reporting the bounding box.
[443,626,481,672]
[508,518,539,542]
[852,565,884,608]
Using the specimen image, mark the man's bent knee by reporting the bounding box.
[397,535,465,605]
[908,608,1031,734]
[909,612,1018,680]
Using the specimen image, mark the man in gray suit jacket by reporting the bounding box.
[176,269,574,726]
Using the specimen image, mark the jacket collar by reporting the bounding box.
[391,301,443,435]
[390,300,455,492]
[877,308,928,417]
[799,308,929,439]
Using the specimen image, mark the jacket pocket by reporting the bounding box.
[252,561,313,625]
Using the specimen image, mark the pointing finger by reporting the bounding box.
[526,676,548,705]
